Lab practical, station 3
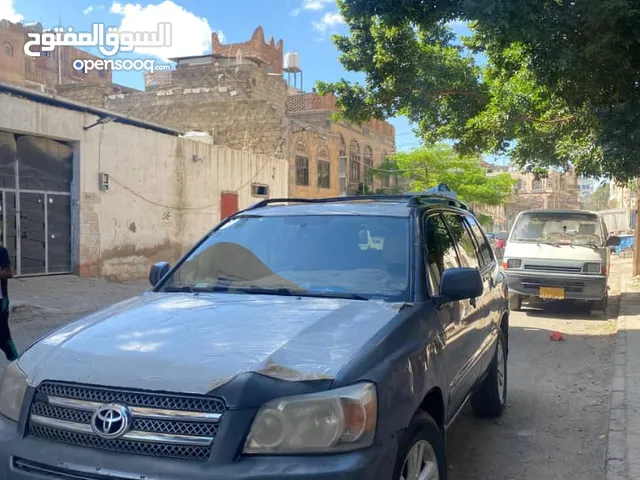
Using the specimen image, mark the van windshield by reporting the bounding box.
[161,215,411,302]
[510,212,603,246]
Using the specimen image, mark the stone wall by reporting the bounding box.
[55,62,290,158]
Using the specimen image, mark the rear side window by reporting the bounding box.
[424,214,461,294]
[466,216,494,266]
[443,213,481,270]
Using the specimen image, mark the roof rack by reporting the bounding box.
[246,195,416,210]
[246,191,468,212]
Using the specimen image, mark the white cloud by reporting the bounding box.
[302,0,334,11]
[312,11,345,35]
[0,0,23,22]
[84,5,105,15]
[109,0,214,60]
[291,0,333,15]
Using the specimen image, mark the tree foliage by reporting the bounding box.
[316,0,640,183]
[582,183,611,212]
[375,143,515,206]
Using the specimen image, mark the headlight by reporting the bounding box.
[243,382,377,455]
[503,259,521,269]
[0,361,28,422]
[584,263,603,274]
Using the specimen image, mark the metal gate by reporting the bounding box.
[0,131,72,276]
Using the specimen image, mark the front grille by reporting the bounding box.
[27,381,226,461]
[524,264,582,273]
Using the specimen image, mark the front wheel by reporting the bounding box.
[393,412,446,480]
[471,330,507,417]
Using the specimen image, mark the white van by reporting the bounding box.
[502,209,621,313]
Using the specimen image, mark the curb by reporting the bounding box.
[605,297,628,480]
[605,265,634,480]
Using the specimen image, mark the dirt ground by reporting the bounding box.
[445,260,623,479]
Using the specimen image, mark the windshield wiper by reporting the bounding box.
[232,286,369,301]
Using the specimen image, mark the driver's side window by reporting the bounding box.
[424,213,461,296]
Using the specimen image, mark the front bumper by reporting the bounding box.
[504,270,607,301]
[0,414,398,480]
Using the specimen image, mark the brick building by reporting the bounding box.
[52,26,397,200]
[0,19,111,90]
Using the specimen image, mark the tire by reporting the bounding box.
[591,293,608,313]
[393,412,446,480]
[509,293,522,311]
[471,330,507,418]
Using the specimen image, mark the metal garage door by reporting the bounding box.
[0,131,72,276]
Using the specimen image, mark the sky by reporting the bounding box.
[1,0,485,157]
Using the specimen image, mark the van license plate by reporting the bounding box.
[540,287,565,299]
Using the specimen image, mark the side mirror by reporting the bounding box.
[149,261,170,287]
[607,235,622,247]
[439,268,483,302]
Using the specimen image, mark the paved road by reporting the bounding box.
[446,282,621,479]
[0,265,623,479]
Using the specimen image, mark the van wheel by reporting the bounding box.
[393,412,446,480]
[509,293,522,311]
[471,330,507,418]
[590,294,608,313]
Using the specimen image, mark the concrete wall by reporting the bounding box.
[0,92,289,280]
[212,26,284,74]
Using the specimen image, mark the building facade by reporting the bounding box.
[0,19,112,90]
[0,85,288,280]
[52,26,397,200]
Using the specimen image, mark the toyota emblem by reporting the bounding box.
[91,403,132,439]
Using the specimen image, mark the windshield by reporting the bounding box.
[161,215,411,301]
[510,212,603,246]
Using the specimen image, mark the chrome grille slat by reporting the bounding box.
[524,265,582,273]
[27,381,225,461]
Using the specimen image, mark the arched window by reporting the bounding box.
[295,142,309,186]
[381,152,390,188]
[317,146,330,189]
[349,140,360,184]
[3,42,13,57]
[363,146,373,186]
[532,178,542,190]
[338,135,347,194]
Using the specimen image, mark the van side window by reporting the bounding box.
[466,216,494,266]
[425,214,460,294]
[442,213,481,270]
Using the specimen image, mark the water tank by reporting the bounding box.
[284,51,301,72]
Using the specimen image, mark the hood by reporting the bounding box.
[504,241,606,263]
[18,292,400,395]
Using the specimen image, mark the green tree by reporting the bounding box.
[316,0,640,183]
[582,184,610,211]
[375,144,515,206]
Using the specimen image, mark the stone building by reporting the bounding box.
[0,19,111,90]
[52,26,397,200]
[472,161,580,232]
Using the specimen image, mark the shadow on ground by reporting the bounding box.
[445,302,618,479]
